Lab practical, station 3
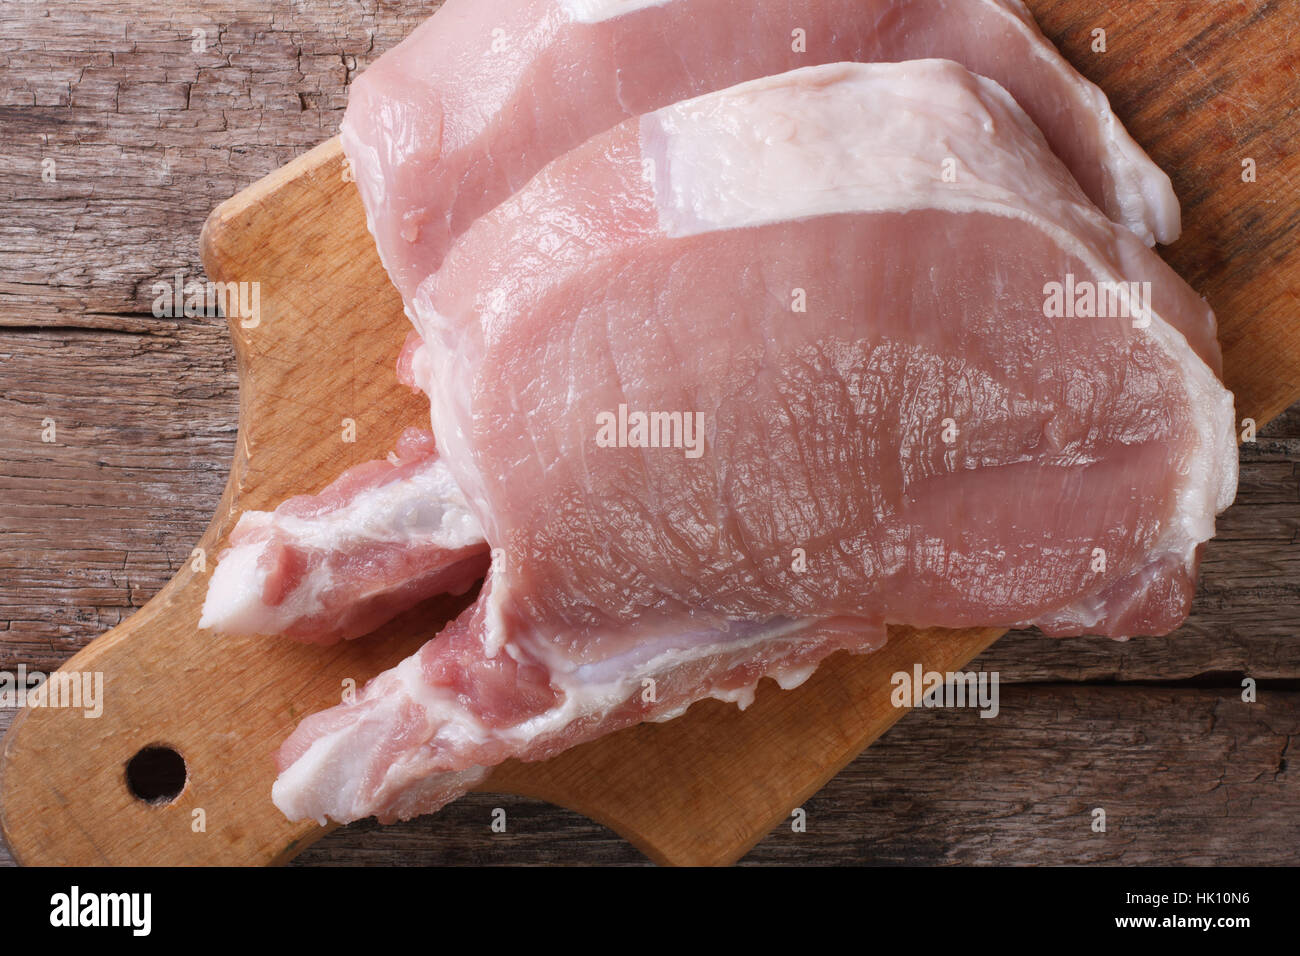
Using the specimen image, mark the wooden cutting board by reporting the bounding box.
[3,2,1299,863]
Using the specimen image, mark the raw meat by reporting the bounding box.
[206,0,1187,646]
[199,428,488,643]
[342,0,1181,312]
[272,62,1236,824]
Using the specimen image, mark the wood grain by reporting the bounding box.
[1,0,1298,865]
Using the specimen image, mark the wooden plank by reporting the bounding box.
[0,0,430,324]
[0,323,237,672]
[4,679,1295,866]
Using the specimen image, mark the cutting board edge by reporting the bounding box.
[199,136,345,279]
[0,708,35,867]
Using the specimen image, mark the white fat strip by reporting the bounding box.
[259,456,482,550]
[498,616,839,747]
[641,61,1044,238]
[557,0,672,24]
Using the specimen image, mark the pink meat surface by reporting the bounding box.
[200,428,489,643]
[342,0,1179,312]
[272,62,1236,824]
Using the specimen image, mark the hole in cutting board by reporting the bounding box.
[125,746,187,804]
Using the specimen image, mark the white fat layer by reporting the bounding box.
[265,457,481,550]
[490,614,865,754]
[557,0,671,24]
[199,456,484,634]
[643,60,1235,619]
[645,660,816,721]
[643,61,1045,238]
[482,566,510,659]
[478,617,819,756]
[641,59,1176,244]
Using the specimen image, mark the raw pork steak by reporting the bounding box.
[203,0,1187,644]
[269,62,1236,824]
[343,0,1180,310]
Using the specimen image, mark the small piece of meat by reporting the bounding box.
[199,428,489,644]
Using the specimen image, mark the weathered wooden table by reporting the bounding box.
[1,1,1296,865]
